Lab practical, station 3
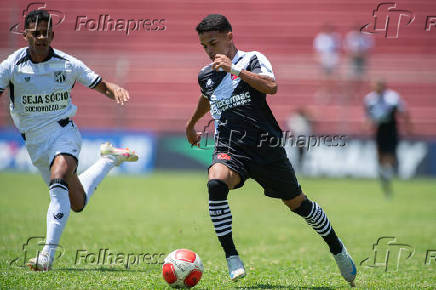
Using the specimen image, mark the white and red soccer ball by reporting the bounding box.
[162,249,204,288]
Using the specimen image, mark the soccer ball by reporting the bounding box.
[162,249,204,288]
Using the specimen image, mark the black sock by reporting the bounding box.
[292,199,343,255]
[208,179,238,258]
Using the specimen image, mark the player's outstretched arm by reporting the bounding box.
[186,95,210,146]
[94,80,130,105]
[212,54,277,95]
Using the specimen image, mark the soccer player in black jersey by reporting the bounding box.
[364,80,412,197]
[186,14,357,286]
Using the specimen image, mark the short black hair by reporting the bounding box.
[25,10,52,29]
[196,14,232,34]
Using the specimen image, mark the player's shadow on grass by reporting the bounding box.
[235,284,333,289]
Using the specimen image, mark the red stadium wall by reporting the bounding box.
[1,0,435,137]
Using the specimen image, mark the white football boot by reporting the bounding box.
[226,255,246,281]
[334,244,357,287]
[100,142,138,166]
[26,253,52,271]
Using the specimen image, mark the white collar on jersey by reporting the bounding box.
[17,47,65,65]
[232,50,245,64]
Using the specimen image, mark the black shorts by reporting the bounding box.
[376,133,398,154]
[209,145,302,200]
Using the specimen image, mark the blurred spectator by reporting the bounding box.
[313,24,341,104]
[287,107,314,174]
[341,25,374,108]
[344,25,374,80]
[314,24,341,76]
[364,80,412,198]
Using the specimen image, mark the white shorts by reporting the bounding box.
[24,121,82,185]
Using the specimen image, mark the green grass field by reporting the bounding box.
[0,172,435,289]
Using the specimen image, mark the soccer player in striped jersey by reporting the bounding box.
[186,14,356,286]
[364,80,412,197]
[0,10,138,271]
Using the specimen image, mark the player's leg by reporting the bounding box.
[68,141,138,212]
[251,156,356,285]
[376,132,397,197]
[283,194,356,286]
[27,153,77,271]
[208,162,246,281]
[33,143,138,270]
[377,150,395,197]
[24,143,68,270]
[76,142,138,209]
[283,193,344,256]
[208,162,240,257]
[28,123,137,270]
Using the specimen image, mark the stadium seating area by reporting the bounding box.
[1,0,435,137]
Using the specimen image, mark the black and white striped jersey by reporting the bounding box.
[198,50,282,147]
[364,89,405,138]
[0,47,101,133]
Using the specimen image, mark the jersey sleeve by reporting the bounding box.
[393,91,406,112]
[248,52,275,80]
[0,54,13,93]
[72,58,102,89]
[198,65,211,99]
[198,73,207,96]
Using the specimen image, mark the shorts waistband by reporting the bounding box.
[21,118,71,141]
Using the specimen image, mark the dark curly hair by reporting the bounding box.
[196,14,232,34]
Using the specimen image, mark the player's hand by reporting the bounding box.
[113,86,130,106]
[186,126,201,147]
[212,54,232,72]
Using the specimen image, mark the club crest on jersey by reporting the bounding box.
[54,71,66,83]
[205,78,214,88]
[24,76,31,82]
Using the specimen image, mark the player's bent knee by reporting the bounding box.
[70,192,87,213]
[71,205,84,213]
[207,179,229,201]
[283,193,307,211]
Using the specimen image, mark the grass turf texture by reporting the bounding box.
[0,172,435,289]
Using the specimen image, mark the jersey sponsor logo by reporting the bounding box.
[210,92,251,116]
[21,91,70,112]
[216,153,231,160]
[54,71,66,83]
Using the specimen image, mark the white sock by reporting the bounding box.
[78,157,116,205]
[43,179,71,262]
